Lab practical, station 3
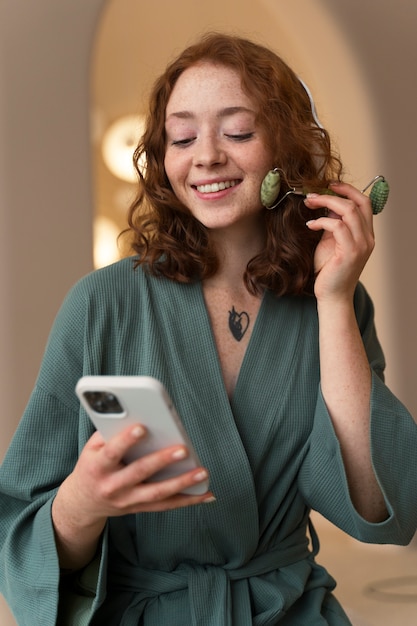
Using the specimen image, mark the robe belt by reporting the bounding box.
[108,532,312,626]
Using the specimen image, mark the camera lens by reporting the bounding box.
[83,391,124,414]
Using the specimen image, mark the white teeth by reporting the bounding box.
[196,180,238,193]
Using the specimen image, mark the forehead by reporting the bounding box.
[165,62,256,117]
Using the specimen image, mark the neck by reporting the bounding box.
[207,226,265,290]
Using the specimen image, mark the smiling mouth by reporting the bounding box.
[195,180,240,194]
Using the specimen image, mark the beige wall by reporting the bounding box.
[0,1,105,623]
[1,0,416,624]
[319,0,417,421]
[0,0,103,456]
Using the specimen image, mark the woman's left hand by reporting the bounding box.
[304,182,387,522]
[304,181,375,302]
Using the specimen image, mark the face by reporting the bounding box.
[164,62,273,235]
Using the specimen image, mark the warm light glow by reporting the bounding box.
[101,114,146,182]
[93,216,121,268]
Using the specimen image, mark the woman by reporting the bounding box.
[1,32,416,625]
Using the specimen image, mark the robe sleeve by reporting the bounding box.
[298,283,417,544]
[0,278,109,625]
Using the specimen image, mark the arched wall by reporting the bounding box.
[92,0,412,399]
[0,2,106,622]
[1,0,416,623]
[0,0,106,460]
[320,0,417,423]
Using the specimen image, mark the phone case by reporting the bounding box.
[75,375,209,495]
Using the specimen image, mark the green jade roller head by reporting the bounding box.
[260,168,282,208]
[261,169,389,215]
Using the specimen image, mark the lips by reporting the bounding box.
[195,179,240,194]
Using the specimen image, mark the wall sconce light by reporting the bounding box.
[101,114,145,183]
[93,215,121,268]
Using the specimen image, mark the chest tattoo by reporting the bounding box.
[228,305,250,341]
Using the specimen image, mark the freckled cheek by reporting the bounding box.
[164,159,190,196]
[165,150,179,175]
[163,159,177,193]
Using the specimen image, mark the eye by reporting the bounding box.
[226,132,255,142]
[171,137,195,147]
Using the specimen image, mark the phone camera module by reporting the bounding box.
[83,391,124,414]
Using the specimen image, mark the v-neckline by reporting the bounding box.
[198,283,267,403]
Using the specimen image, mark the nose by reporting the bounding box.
[193,133,227,167]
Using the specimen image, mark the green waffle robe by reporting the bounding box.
[1,258,417,625]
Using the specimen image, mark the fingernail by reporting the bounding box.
[193,469,209,482]
[203,495,216,504]
[172,447,187,460]
[131,425,145,439]
[306,193,319,199]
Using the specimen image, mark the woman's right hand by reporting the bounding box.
[52,424,213,570]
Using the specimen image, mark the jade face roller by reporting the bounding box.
[261,168,389,215]
[260,77,389,214]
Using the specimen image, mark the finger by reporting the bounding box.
[305,191,372,243]
[86,430,107,450]
[118,443,209,491]
[305,182,371,216]
[98,423,147,469]
[103,457,211,511]
[304,190,359,219]
[127,464,210,504]
[313,211,374,255]
[127,490,216,514]
[327,181,374,227]
[307,212,356,252]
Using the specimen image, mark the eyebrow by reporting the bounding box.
[166,106,255,121]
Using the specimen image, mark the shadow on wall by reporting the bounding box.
[319,0,417,415]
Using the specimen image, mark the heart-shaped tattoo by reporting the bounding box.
[228,306,250,341]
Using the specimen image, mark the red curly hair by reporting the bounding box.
[125,32,342,296]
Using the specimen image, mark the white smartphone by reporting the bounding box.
[75,375,209,496]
